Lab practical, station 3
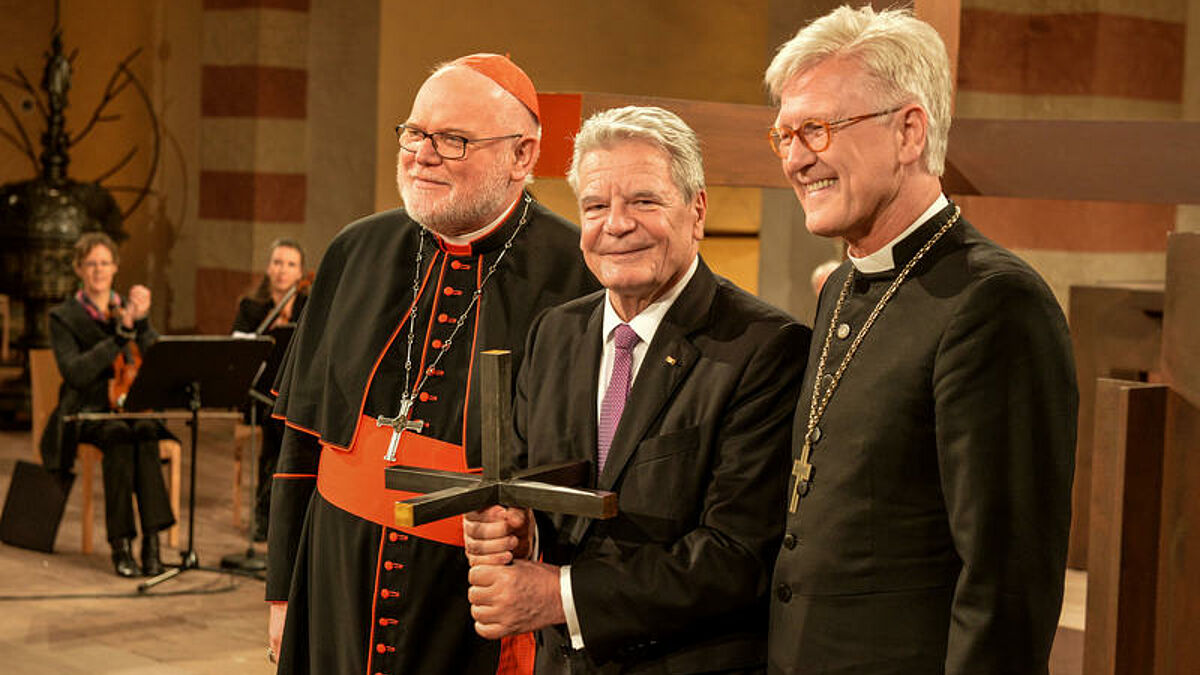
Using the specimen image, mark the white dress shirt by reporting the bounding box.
[560,254,699,649]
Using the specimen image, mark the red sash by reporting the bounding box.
[317,414,479,546]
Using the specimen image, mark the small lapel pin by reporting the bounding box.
[665,356,677,366]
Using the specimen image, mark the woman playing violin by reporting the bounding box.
[232,238,308,335]
[41,232,176,577]
[231,237,308,541]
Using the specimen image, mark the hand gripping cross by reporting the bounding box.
[384,350,618,527]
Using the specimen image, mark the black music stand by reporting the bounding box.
[121,336,273,592]
[221,325,293,574]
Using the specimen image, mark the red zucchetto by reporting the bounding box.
[449,53,540,122]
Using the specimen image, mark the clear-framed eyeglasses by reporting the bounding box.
[767,106,902,158]
[395,124,523,160]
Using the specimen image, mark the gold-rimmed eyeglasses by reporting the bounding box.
[395,124,523,160]
[767,106,903,158]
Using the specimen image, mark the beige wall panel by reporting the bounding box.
[196,219,310,273]
[1012,249,1165,314]
[154,0,204,330]
[375,0,770,213]
[202,9,309,68]
[529,178,580,226]
[699,237,760,295]
[200,118,308,173]
[758,187,841,323]
[304,0,380,264]
[706,187,761,235]
[964,0,1186,22]
[195,218,258,269]
[1178,205,1200,232]
[955,91,1183,120]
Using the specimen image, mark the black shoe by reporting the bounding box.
[111,537,140,578]
[253,521,268,543]
[140,533,164,576]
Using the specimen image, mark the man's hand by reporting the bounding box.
[268,602,286,664]
[463,505,532,567]
[468,560,564,639]
[123,284,151,327]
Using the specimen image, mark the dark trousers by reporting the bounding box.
[255,416,285,536]
[79,419,176,543]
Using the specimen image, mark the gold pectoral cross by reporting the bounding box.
[377,397,425,462]
[789,442,814,514]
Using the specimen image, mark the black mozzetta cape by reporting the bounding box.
[272,195,597,450]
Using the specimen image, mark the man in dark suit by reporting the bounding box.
[763,6,1077,674]
[462,105,810,673]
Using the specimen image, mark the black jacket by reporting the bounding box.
[516,260,810,673]
[41,298,159,471]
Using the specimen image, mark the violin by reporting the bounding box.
[254,273,314,335]
[108,304,142,410]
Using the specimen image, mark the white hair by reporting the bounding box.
[566,106,705,202]
[765,5,952,176]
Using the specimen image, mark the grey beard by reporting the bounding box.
[405,192,509,236]
[399,166,515,237]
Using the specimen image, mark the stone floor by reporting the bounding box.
[0,420,275,674]
[0,417,1086,674]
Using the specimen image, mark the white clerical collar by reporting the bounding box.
[849,194,949,274]
[438,196,520,247]
[602,255,699,348]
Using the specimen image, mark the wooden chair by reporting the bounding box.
[232,422,252,528]
[28,348,181,553]
[0,294,10,362]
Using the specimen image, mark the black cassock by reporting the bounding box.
[768,204,1077,675]
[267,194,598,674]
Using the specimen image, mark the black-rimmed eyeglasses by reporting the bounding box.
[395,124,523,160]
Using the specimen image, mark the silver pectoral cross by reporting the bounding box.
[377,397,425,462]
[788,441,814,514]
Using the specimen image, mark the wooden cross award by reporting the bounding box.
[384,350,618,527]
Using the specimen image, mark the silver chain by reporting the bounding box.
[805,206,962,446]
[395,194,533,413]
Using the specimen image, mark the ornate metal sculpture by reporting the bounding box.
[0,23,158,349]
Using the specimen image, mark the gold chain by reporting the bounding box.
[804,206,962,448]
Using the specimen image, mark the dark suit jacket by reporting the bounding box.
[513,259,811,674]
[41,298,159,471]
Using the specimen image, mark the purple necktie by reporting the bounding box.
[598,323,640,473]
